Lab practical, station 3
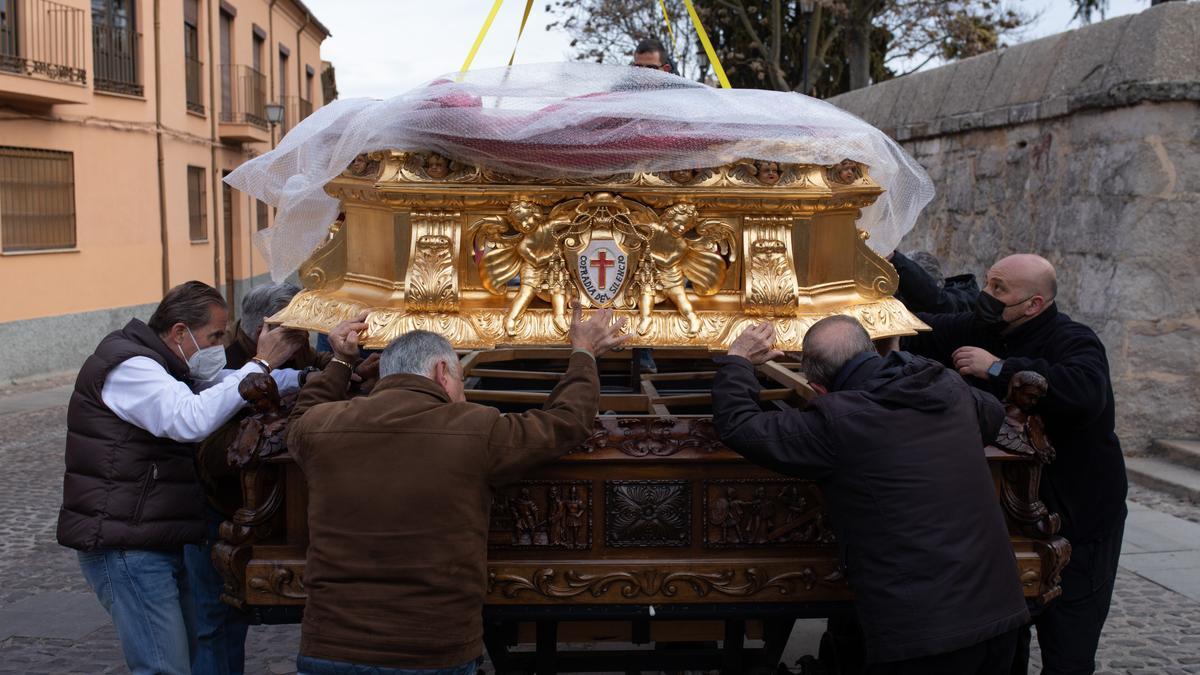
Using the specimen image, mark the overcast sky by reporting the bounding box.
[303,0,1154,100]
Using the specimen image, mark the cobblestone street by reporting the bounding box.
[1,378,1198,674]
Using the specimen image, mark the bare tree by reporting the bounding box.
[548,0,1030,96]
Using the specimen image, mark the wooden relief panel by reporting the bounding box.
[703,479,836,548]
[490,481,591,549]
[605,480,691,548]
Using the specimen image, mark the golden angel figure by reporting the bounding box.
[474,200,573,335]
[632,204,735,336]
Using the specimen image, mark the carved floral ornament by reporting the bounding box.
[487,565,844,601]
[269,150,924,351]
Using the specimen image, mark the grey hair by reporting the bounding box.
[800,316,876,388]
[379,330,458,379]
[909,251,945,290]
[241,282,300,339]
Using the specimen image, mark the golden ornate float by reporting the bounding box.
[270,150,928,350]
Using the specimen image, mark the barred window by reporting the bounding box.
[256,199,269,230]
[187,165,207,242]
[0,147,77,253]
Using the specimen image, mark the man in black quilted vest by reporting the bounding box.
[57,280,302,675]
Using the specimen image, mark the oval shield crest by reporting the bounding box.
[575,237,629,307]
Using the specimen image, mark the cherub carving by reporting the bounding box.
[474,200,573,335]
[227,373,288,468]
[753,160,781,185]
[826,159,864,185]
[631,203,734,335]
[422,152,457,179]
[994,371,1055,464]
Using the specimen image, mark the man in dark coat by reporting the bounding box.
[890,250,981,314]
[712,316,1027,674]
[901,253,1127,675]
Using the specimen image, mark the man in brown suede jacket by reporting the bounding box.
[286,304,629,675]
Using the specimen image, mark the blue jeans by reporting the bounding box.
[78,548,197,675]
[185,507,250,675]
[297,655,478,675]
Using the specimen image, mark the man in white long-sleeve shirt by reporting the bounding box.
[57,280,303,675]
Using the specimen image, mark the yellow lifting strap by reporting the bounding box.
[508,0,536,66]
[458,0,732,89]
[658,0,676,46]
[682,0,731,88]
[458,0,505,81]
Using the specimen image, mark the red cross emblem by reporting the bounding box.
[590,249,616,286]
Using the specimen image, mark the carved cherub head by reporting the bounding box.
[423,152,453,179]
[1007,371,1048,414]
[507,200,544,233]
[827,159,863,185]
[663,203,698,237]
[754,160,781,186]
[669,168,696,185]
[239,372,281,415]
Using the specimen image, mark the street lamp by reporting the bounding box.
[265,102,285,126]
[265,102,286,149]
[800,0,815,96]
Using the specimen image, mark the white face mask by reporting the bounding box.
[178,327,227,381]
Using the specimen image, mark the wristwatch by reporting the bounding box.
[987,359,1004,378]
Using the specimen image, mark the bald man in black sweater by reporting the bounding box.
[901,254,1127,675]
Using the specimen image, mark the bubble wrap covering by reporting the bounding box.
[225,62,934,282]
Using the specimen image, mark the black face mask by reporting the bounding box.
[974,291,1033,330]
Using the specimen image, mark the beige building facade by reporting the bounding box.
[0,0,330,380]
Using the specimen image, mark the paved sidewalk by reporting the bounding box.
[0,381,1197,674]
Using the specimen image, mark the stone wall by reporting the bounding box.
[828,2,1200,452]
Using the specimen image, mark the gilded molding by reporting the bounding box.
[289,150,926,350]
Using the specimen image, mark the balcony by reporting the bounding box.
[218,64,268,143]
[278,95,313,136]
[93,24,141,97]
[185,54,203,114]
[0,0,88,106]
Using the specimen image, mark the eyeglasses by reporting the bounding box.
[631,63,664,69]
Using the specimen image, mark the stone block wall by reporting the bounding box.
[828,2,1200,452]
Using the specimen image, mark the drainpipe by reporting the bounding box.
[267,0,276,148]
[153,0,169,294]
[295,10,310,113]
[207,0,223,299]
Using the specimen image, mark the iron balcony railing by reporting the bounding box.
[0,0,86,85]
[219,64,266,128]
[185,54,203,114]
[92,24,140,96]
[278,95,314,134]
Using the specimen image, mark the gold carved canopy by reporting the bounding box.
[271,150,927,351]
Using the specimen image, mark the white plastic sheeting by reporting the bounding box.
[225,62,933,281]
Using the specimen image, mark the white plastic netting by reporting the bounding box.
[225,62,934,282]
